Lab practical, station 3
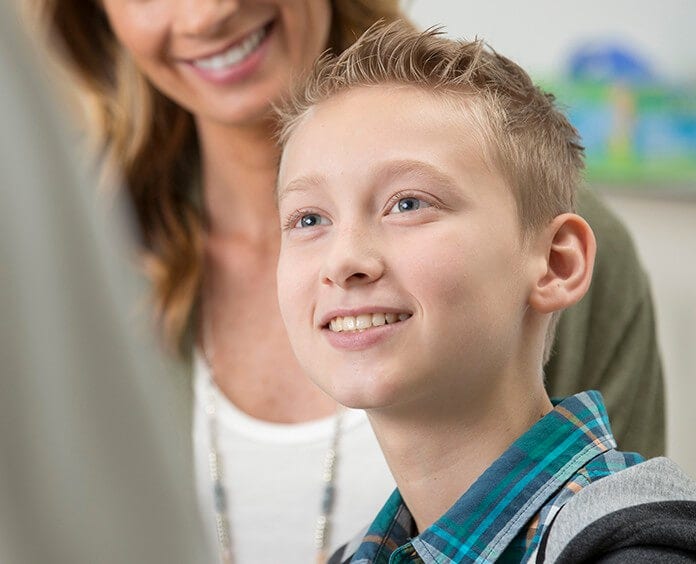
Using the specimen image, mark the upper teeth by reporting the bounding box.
[329,313,411,332]
[193,27,266,71]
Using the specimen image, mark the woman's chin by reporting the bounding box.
[195,82,287,130]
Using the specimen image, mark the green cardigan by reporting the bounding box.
[546,188,664,457]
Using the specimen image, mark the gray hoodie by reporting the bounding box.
[542,457,696,562]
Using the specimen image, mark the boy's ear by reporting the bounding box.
[528,213,596,314]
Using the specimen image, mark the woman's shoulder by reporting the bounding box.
[576,188,644,280]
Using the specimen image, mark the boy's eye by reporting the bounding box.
[389,197,431,214]
[294,213,331,228]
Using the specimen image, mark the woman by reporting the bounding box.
[33,1,665,562]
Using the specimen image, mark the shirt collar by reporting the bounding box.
[353,391,616,563]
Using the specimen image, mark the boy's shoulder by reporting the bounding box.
[328,393,645,564]
[543,457,696,562]
[331,456,696,563]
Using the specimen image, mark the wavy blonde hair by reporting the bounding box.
[31,0,409,352]
[277,21,585,363]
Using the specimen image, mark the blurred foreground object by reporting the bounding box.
[0,3,209,563]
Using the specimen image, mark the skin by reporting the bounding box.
[277,86,596,530]
[102,0,331,126]
[100,0,336,422]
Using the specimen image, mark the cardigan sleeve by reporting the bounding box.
[544,187,665,458]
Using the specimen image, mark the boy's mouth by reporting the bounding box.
[327,312,412,333]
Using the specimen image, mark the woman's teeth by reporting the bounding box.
[193,26,267,71]
[329,313,411,333]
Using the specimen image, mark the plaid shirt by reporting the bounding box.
[329,391,644,564]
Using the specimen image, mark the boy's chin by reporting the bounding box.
[313,381,369,410]
[314,377,407,412]
[305,374,364,409]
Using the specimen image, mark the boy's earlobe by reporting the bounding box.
[528,213,596,314]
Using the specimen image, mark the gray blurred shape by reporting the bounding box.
[0,3,210,563]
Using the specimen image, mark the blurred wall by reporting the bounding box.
[406,0,696,476]
[603,195,696,476]
[406,0,696,80]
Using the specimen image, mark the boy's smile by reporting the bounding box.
[277,86,541,412]
[321,307,413,351]
[325,311,411,334]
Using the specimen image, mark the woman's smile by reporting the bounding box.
[183,21,274,85]
[187,21,273,72]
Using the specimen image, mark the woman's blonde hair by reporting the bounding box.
[32,0,408,352]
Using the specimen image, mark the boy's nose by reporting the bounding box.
[321,228,384,289]
[174,0,241,37]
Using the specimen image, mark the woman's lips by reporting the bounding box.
[183,21,274,85]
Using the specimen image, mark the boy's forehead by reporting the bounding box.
[279,85,494,189]
[291,85,472,135]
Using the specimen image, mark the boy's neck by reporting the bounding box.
[367,380,553,533]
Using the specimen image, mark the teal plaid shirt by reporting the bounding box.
[329,391,644,564]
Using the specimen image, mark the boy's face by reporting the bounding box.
[277,87,538,412]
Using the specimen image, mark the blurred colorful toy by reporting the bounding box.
[545,42,696,188]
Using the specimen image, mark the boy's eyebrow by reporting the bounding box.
[277,173,326,203]
[371,159,460,192]
[277,159,462,204]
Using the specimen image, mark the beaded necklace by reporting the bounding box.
[200,343,343,564]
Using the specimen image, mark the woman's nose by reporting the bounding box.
[173,0,241,38]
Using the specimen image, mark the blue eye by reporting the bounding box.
[389,197,431,214]
[294,213,330,228]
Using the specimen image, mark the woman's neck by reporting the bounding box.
[194,116,339,423]
[196,117,281,241]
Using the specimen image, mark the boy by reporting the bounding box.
[274,22,696,563]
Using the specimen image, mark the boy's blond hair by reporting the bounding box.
[277,20,586,364]
[278,20,585,229]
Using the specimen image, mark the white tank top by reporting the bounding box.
[192,351,396,563]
